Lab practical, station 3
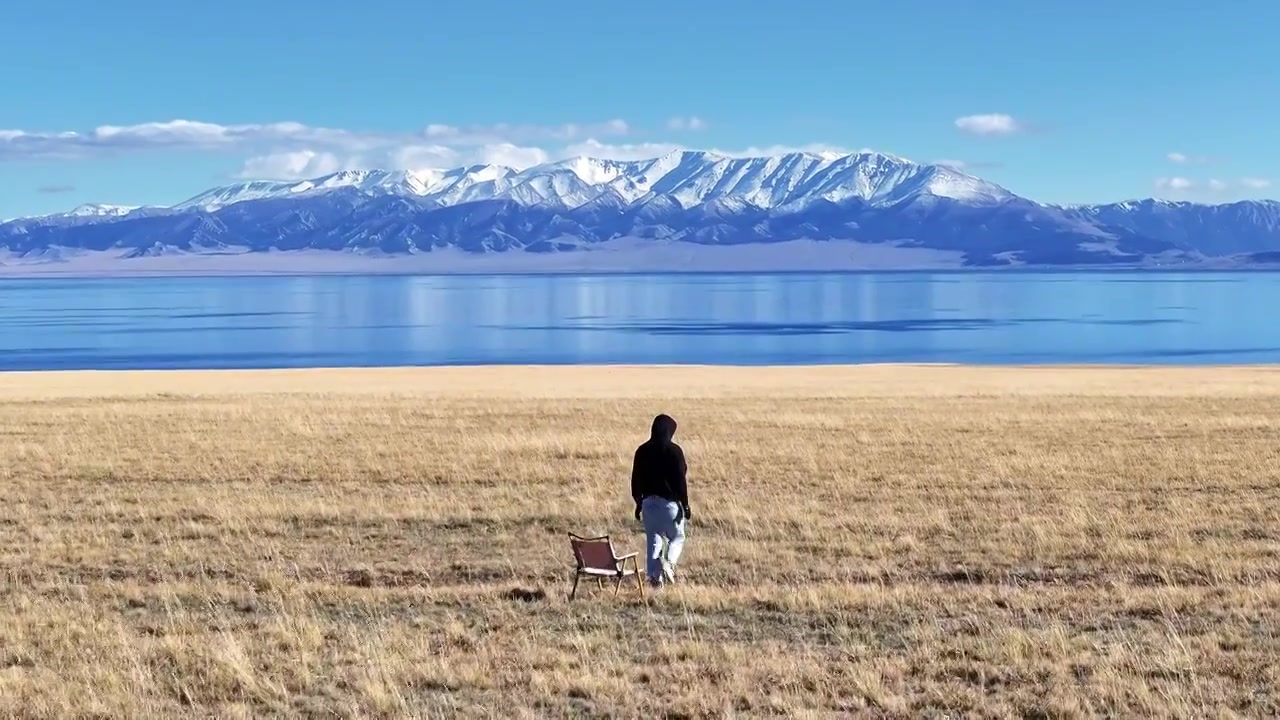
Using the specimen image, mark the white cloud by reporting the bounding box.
[5,116,916,188]
[478,143,549,169]
[1155,177,1195,192]
[954,113,1024,136]
[603,119,630,135]
[0,119,373,160]
[255,140,663,177]
[95,119,240,144]
[561,138,685,161]
[236,150,348,180]
[1153,176,1271,197]
[423,124,456,138]
[666,116,708,131]
[935,159,967,169]
[715,143,849,158]
[385,143,551,172]
[1167,151,1222,165]
[0,118,631,161]
[557,140,853,163]
[389,144,461,172]
[415,120,628,145]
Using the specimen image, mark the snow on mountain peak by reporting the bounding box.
[157,149,1015,214]
[175,180,312,211]
[548,156,628,185]
[919,165,1014,203]
[64,204,138,218]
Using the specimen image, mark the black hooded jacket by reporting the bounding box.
[630,414,689,511]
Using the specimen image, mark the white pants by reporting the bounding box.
[640,497,686,584]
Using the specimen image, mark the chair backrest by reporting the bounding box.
[569,534,617,572]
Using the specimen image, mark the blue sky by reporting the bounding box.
[2,0,1276,218]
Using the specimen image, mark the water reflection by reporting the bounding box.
[0,271,1274,370]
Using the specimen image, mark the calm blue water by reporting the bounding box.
[0,272,1276,370]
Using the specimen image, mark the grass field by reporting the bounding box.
[1,365,1278,718]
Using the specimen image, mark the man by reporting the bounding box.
[630,413,691,587]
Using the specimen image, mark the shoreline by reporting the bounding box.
[1,241,1275,278]
[2,363,1276,400]
[1,264,1276,280]
[4,360,1280,370]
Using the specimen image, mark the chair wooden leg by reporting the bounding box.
[613,576,623,596]
[595,577,603,591]
[569,573,580,601]
[633,557,644,598]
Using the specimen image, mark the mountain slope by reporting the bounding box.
[1066,199,1280,256]
[1,149,1275,269]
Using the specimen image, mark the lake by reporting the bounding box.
[0,271,1276,370]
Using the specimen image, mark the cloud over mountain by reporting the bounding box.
[954,114,1025,136]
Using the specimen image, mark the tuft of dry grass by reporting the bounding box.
[1,365,1279,718]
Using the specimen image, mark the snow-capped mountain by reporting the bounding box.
[60,204,139,218]
[174,151,1013,213]
[1,149,1277,270]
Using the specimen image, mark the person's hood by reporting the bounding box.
[650,414,677,443]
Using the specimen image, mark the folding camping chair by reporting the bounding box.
[567,533,644,600]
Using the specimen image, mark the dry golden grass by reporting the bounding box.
[1,365,1279,718]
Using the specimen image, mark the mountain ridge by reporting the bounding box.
[172,150,1015,213]
[2,149,1278,270]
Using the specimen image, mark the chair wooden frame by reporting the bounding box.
[568,533,644,601]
